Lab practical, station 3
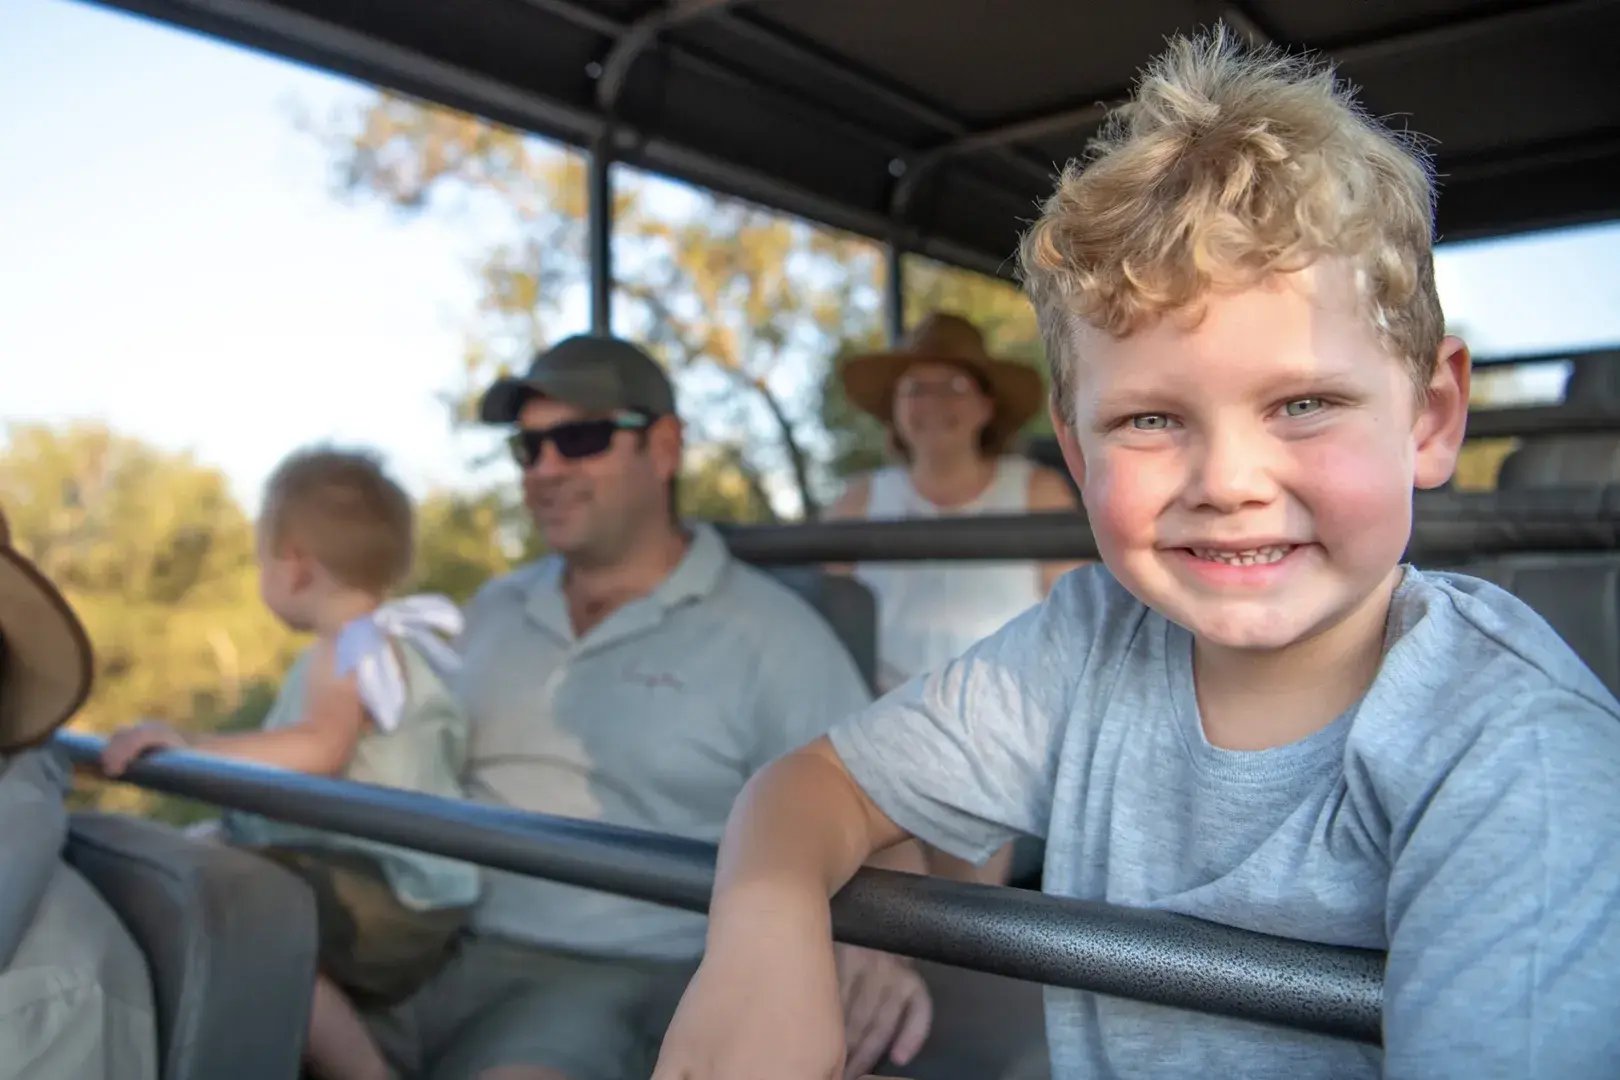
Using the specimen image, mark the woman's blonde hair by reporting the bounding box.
[1019,25,1445,423]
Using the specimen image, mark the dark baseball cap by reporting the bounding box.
[478,335,677,424]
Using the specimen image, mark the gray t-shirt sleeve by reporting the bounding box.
[829,569,1112,864]
[1381,687,1620,1076]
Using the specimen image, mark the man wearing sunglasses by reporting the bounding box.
[366,335,929,1080]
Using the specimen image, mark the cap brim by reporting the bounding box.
[478,372,626,424]
[0,549,93,753]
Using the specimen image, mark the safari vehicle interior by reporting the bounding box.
[43,0,1620,1076]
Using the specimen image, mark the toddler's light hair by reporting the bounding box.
[1019,25,1445,422]
[260,447,414,595]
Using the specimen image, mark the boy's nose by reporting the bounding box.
[1184,429,1279,512]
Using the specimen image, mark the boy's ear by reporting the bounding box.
[1050,399,1087,490]
[1413,336,1472,491]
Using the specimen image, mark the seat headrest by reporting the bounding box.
[1494,352,1620,489]
[1562,351,1620,406]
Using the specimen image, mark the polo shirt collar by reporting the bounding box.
[648,523,728,609]
[521,523,731,646]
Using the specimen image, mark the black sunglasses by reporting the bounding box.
[507,413,652,468]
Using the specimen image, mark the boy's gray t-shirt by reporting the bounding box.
[829,565,1620,1078]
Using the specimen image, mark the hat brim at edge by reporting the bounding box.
[0,547,93,754]
[839,350,1047,450]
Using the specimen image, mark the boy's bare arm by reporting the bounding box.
[655,736,917,1080]
[711,737,909,925]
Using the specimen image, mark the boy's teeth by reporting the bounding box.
[1192,545,1292,566]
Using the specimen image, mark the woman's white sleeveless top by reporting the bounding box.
[853,456,1043,693]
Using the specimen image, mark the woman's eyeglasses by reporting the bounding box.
[894,373,981,399]
[507,413,652,468]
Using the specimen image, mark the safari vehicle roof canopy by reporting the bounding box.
[87,0,1620,282]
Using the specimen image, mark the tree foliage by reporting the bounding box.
[0,423,574,818]
[0,423,301,816]
[0,423,301,735]
[317,92,1042,519]
[4,90,1059,822]
[407,488,534,604]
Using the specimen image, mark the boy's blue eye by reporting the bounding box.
[1131,414,1172,430]
[1284,398,1324,418]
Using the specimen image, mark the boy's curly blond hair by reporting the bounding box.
[1019,26,1445,423]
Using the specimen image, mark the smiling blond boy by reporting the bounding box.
[652,28,1620,1080]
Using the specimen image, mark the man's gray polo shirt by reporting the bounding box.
[455,524,872,962]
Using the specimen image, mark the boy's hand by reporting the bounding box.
[835,945,932,1078]
[101,721,188,777]
[651,939,933,1080]
[653,932,846,1080]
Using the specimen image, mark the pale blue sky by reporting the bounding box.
[4,0,1619,513]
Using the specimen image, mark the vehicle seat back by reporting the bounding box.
[65,812,319,1080]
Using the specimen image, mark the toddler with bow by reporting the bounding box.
[104,447,478,1080]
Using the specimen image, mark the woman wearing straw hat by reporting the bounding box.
[831,312,1081,699]
[828,313,1067,1061]
[0,507,158,1079]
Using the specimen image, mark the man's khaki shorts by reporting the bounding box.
[366,933,696,1080]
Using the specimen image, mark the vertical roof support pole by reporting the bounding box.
[885,241,906,346]
[587,2,764,339]
[587,130,615,336]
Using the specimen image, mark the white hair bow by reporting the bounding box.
[334,594,464,732]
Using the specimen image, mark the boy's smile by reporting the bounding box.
[1055,259,1471,657]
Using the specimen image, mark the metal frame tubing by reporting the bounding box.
[884,241,906,345]
[1465,402,1620,440]
[588,131,615,335]
[723,511,1100,563]
[716,490,1620,565]
[53,732,1385,1043]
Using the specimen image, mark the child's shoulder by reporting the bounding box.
[331,595,468,734]
[1350,567,1620,787]
[1386,567,1616,709]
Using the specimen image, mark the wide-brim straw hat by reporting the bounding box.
[840,312,1045,454]
[0,507,93,754]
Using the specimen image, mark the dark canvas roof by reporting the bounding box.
[93,0,1620,279]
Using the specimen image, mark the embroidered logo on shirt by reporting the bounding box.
[624,665,685,691]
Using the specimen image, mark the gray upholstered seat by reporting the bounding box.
[65,812,319,1080]
[1451,354,1620,695]
[1497,352,1620,489]
[1498,433,1620,489]
[766,566,880,693]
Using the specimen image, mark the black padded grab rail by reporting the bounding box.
[54,731,1385,1044]
[719,487,1620,565]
